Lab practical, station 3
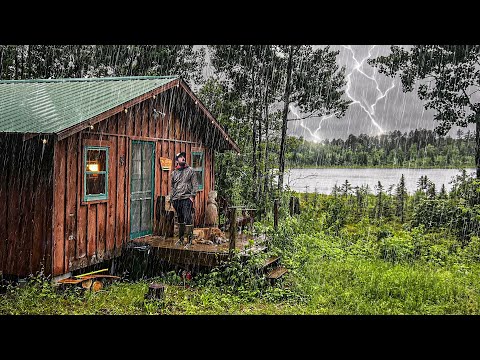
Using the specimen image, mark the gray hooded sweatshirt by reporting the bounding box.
[171,164,199,201]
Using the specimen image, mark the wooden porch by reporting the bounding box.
[131,231,267,270]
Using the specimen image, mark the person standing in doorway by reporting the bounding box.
[171,151,198,248]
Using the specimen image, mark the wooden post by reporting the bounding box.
[228,207,237,253]
[244,208,256,233]
[248,209,255,232]
[294,196,300,215]
[274,199,279,231]
[166,211,175,237]
[289,196,294,216]
[156,196,164,236]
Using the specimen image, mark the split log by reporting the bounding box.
[81,279,93,290]
[92,280,103,292]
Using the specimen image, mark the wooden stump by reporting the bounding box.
[145,283,165,300]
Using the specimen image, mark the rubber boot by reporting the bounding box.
[184,225,194,249]
[176,223,186,246]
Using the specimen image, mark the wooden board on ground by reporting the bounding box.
[56,274,120,291]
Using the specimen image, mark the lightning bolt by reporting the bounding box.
[289,45,395,142]
[289,104,334,142]
[342,45,395,135]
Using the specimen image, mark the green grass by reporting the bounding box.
[2,256,479,315]
[2,193,480,315]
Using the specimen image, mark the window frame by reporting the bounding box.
[83,145,109,202]
[191,150,204,191]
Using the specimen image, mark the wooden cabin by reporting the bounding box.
[0,76,240,279]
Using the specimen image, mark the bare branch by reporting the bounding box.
[469,89,480,96]
[287,112,330,122]
[462,87,477,112]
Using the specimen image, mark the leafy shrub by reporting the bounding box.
[379,234,415,264]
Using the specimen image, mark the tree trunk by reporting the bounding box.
[256,103,262,202]
[0,45,4,79]
[127,46,135,76]
[263,95,270,207]
[257,73,270,204]
[476,113,480,179]
[20,45,25,79]
[26,45,32,79]
[45,46,52,79]
[74,46,81,78]
[273,198,279,230]
[251,67,257,201]
[14,46,18,80]
[278,46,294,193]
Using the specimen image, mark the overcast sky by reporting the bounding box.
[289,45,476,141]
[201,45,476,142]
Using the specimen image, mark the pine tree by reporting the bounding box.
[395,174,407,223]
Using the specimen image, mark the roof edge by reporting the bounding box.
[178,79,241,154]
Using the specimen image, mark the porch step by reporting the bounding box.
[263,256,280,269]
[240,244,267,257]
[266,266,288,280]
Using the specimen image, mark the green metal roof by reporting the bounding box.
[0,76,179,134]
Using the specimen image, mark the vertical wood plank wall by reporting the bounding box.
[51,94,217,276]
[0,135,54,277]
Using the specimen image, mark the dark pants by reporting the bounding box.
[173,198,193,225]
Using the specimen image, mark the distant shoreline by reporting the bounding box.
[286,165,476,170]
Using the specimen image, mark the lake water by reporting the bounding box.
[285,168,477,194]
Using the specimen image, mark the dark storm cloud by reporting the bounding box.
[288,45,476,141]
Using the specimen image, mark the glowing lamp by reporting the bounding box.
[88,163,99,172]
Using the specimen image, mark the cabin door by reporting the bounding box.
[130,140,155,239]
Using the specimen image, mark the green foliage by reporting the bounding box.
[323,195,348,234]
[379,233,416,264]
[0,45,206,83]
[460,236,480,264]
[194,251,268,300]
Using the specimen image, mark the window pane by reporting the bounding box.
[86,173,106,196]
[195,171,203,188]
[131,159,142,194]
[192,153,203,168]
[141,199,151,231]
[142,145,152,192]
[87,149,107,172]
[131,200,141,234]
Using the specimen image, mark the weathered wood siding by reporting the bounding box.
[0,134,54,277]
[51,91,215,276]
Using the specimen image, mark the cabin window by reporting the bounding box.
[191,151,204,191]
[84,146,109,201]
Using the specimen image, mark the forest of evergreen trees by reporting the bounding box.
[286,128,476,168]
